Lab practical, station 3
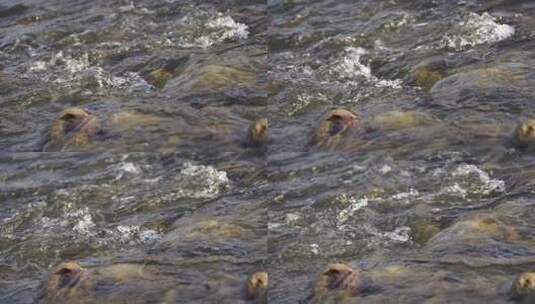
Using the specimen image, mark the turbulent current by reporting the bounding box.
[1,0,535,303]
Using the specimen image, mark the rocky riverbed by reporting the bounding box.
[1,0,535,303]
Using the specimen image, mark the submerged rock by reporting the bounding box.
[411,56,452,91]
[144,68,173,89]
[510,272,535,302]
[428,215,518,244]
[368,265,415,284]
[419,214,522,266]
[188,219,245,239]
[246,118,268,148]
[313,263,364,303]
[311,109,364,151]
[93,264,152,283]
[246,272,268,303]
[409,219,441,245]
[45,107,100,151]
[110,111,164,131]
[172,64,256,91]
[372,111,437,131]
[195,65,255,90]
[43,262,162,304]
[430,64,535,109]
[414,66,444,91]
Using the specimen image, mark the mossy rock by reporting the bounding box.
[188,219,245,239]
[193,65,256,90]
[428,215,518,244]
[373,111,437,131]
[414,66,444,91]
[144,68,173,89]
[110,111,163,131]
[409,220,441,245]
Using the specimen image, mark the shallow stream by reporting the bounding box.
[1,0,535,303]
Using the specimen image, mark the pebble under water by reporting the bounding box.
[1,0,535,303]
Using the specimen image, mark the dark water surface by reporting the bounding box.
[1,0,535,303]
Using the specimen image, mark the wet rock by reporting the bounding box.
[110,111,164,132]
[43,262,161,304]
[452,116,510,140]
[417,214,528,267]
[189,219,245,239]
[369,265,414,284]
[144,68,173,89]
[100,264,148,281]
[428,215,518,244]
[413,67,444,93]
[45,107,100,151]
[311,109,364,151]
[411,57,447,91]
[372,111,437,131]
[512,119,535,150]
[414,66,444,91]
[174,65,256,91]
[246,271,268,302]
[430,65,535,109]
[433,67,519,92]
[409,220,441,245]
[246,118,268,147]
[510,272,535,302]
[313,263,363,303]
[45,262,93,303]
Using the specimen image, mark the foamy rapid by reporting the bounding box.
[442,12,515,51]
[27,51,152,93]
[174,12,249,49]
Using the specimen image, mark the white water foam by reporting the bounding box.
[451,164,505,195]
[175,13,249,49]
[336,194,369,226]
[112,159,142,180]
[442,12,515,51]
[27,51,152,93]
[174,162,230,199]
[391,188,420,201]
[31,189,162,250]
[363,224,411,244]
[322,47,402,89]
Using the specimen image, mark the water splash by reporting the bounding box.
[173,12,249,49]
[26,51,152,93]
[442,12,515,51]
[321,47,402,89]
[173,162,230,199]
[111,157,142,180]
[450,164,505,196]
[363,224,412,244]
[391,188,420,201]
[336,194,369,226]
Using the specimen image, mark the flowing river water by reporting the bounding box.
[1,0,535,303]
